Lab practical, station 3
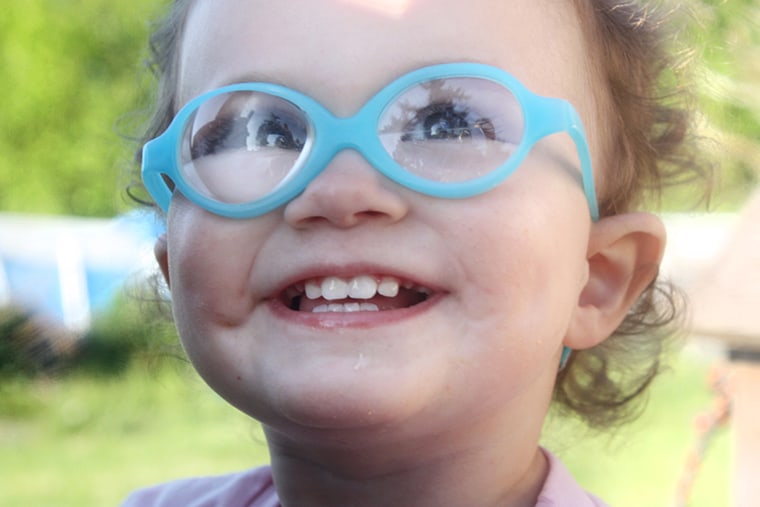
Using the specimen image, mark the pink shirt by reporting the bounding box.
[121,450,608,506]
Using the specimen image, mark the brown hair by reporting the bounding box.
[132,0,711,430]
[555,0,711,429]
[127,0,192,206]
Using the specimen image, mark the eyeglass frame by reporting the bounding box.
[141,62,600,221]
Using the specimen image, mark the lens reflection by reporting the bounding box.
[179,91,308,204]
[378,77,524,182]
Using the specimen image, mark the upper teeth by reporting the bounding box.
[305,275,402,301]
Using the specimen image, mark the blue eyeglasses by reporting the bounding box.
[142,62,599,221]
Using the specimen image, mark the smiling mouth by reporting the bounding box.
[282,275,433,313]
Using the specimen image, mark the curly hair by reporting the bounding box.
[554,0,712,429]
[131,0,712,430]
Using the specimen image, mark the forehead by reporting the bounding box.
[178,0,593,113]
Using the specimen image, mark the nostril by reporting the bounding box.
[282,154,410,229]
[359,210,390,219]
[285,201,403,229]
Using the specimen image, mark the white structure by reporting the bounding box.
[0,211,161,332]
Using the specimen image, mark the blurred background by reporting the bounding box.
[0,0,758,506]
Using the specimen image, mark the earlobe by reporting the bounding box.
[154,233,171,289]
[565,212,666,350]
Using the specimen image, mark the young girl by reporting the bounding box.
[123,0,708,505]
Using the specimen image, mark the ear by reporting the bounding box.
[565,212,666,350]
[154,233,171,289]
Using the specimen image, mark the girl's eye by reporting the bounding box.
[245,112,306,152]
[191,111,307,160]
[400,102,496,142]
[188,93,308,161]
[190,117,243,159]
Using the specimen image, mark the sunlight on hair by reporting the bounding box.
[337,0,412,17]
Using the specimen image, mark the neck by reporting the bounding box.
[264,415,549,507]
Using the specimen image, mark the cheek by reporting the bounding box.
[165,204,270,329]
[449,182,590,352]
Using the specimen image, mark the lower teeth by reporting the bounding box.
[313,302,380,313]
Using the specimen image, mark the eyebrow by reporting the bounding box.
[179,71,295,110]
[219,71,293,88]
[211,57,460,94]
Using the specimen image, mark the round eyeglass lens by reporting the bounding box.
[378,77,525,183]
[179,91,310,204]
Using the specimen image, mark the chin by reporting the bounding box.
[275,375,422,431]
[221,362,440,438]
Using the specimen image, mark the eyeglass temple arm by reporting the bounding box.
[564,106,600,222]
[141,136,175,214]
[529,96,600,222]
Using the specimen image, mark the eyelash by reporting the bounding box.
[190,117,239,159]
[190,110,306,159]
[399,102,498,143]
[188,93,508,164]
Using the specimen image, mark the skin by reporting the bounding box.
[155,0,666,505]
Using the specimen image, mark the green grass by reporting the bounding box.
[1,361,268,506]
[1,350,730,506]
[546,353,731,507]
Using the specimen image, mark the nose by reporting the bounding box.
[283,150,410,229]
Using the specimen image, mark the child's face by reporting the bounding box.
[162,0,598,440]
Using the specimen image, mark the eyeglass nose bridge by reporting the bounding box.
[301,108,524,202]
[301,112,393,186]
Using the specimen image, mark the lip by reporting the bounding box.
[262,263,446,328]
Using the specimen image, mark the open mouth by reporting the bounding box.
[282,275,433,313]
